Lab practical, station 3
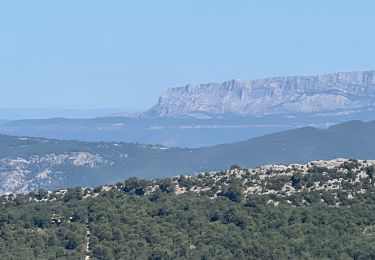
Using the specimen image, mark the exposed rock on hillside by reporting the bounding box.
[147,70,375,117]
[0,152,110,195]
[166,158,375,203]
[8,158,373,208]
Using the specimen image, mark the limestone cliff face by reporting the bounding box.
[147,70,375,117]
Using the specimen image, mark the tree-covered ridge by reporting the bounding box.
[1,159,375,259]
[166,158,375,206]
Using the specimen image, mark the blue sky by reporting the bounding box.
[0,1,374,111]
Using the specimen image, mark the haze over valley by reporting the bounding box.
[1,119,375,195]
[2,1,375,259]
[1,70,375,147]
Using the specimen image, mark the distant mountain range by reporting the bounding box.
[145,70,375,118]
[1,120,375,194]
[1,70,375,147]
[1,107,375,148]
[0,114,335,147]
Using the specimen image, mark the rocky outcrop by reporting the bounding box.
[9,158,373,206]
[0,152,110,195]
[146,70,375,117]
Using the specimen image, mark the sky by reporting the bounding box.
[0,0,374,112]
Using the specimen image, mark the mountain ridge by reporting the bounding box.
[145,70,375,118]
[1,120,375,194]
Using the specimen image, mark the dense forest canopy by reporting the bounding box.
[1,159,375,259]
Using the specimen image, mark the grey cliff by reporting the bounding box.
[146,70,375,117]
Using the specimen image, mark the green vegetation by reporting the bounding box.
[2,170,375,259]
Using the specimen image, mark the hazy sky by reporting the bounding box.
[1,1,374,110]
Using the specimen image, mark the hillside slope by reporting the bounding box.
[1,159,375,259]
[1,120,375,194]
[196,120,375,168]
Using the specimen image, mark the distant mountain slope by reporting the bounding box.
[3,70,374,148]
[1,120,375,194]
[0,135,195,194]
[196,120,375,169]
[146,70,375,117]
[1,109,375,148]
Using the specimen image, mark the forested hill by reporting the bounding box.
[1,120,375,194]
[1,159,375,259]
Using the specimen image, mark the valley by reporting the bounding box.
[1,120,375,194]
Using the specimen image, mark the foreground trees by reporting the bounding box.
[1,183,375,259]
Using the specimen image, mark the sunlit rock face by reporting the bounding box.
[147,70,375,118]
[0,152,109,195]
